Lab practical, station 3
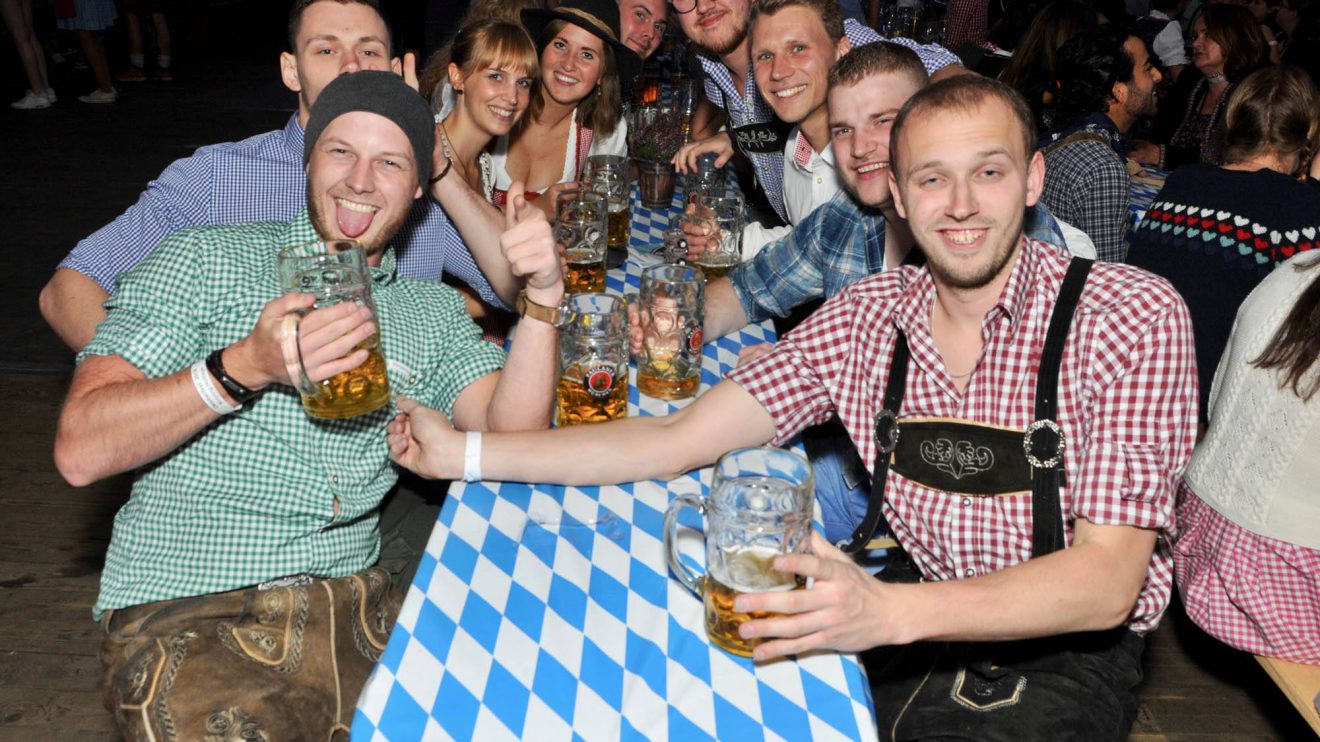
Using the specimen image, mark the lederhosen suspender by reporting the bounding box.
[837,259,1095,560]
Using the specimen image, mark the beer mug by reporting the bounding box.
[665,447,815,657]
[276,240,390,419]
[556,190,608,295]
[556,293,629,426]
[688,192,743,280]
[637,265,704,401]
[584,154,631,255]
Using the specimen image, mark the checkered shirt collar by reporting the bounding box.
[890,235,1044,340]
[792,128,815,169]
[695,49,776,126]
[284,208,399,284]
[283,114,306,155]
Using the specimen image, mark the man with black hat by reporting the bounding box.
[54,71,564,740]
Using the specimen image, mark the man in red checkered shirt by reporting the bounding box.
[389,75,1199,740]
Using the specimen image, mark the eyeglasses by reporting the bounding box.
[668,0,697,15]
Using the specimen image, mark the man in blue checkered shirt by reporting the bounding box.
[39,0,521,352]
[669,0,963,223]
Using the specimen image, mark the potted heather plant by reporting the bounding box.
[629,105,685,208]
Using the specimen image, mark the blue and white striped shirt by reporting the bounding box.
[697,20,962,221]
[59,115,505,308]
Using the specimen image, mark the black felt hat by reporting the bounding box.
[521,0,643,91]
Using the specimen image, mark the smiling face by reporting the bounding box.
[677,0,751,57]
[306,111,423,257]
[452,63,534,137]
[280,1,398,125]
[890,98,1044,291]
[1118,36,1161,119]
[620,0,669,58]
[540,22,606,106]
[751,6,846,124]
[1190,18,1226,75]
[828,72,924,208]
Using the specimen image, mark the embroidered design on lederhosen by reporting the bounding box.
[838,258,1094,559]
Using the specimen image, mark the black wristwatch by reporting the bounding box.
[205,349,259,404]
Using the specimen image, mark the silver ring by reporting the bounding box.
[1023,419,1066,469]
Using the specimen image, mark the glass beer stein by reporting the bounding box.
[556,293,629,426]
[276,240,390,419]
[688,192,743,280]
[637,265,704,401]
[556,190,608,295]
[584,154,631,256]
[664,447,815,657]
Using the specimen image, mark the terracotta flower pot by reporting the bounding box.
[636,160,677,209]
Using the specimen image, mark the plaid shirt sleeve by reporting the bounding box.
[944,0,988,46]
[845,21,963,73]
[79,225,219,375]
[1043,141,1132,262]
[728,198,833,323]
[407,284,506,418]
[59,150,215,293]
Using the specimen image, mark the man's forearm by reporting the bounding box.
[704,278,751,340]
[39,268,109,352]
[477,381,776,485]
[432,177,521,305]
[884,523,1156,645]
[485,315,558,431]
[54,354,231,486]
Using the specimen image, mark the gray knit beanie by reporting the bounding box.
[303,71,435,188]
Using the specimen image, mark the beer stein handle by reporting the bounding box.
[663,493,707,598]
[279,312,323,397]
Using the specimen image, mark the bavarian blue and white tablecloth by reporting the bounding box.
[353,186,879,742]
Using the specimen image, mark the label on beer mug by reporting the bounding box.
[584,364,617,398]
[683,322,702,361]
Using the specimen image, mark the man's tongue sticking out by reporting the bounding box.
[336,198,376,239]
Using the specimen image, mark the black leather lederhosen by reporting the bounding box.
[838,259,1146,741]
[838,257,1094,560]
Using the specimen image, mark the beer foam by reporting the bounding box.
[716,544,798,593]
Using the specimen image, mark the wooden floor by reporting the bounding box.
[0,3,1316,740]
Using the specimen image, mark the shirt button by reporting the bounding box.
[816,178,823,184]
[965,568,976,578]
[962,498,971,507]
[409,376,417,385]
[330,474,339,484]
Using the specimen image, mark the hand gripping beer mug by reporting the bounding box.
[688,192,743,280]
[664,447,814,657]
[637,265,704,400]
[584,154,631,255]
[556,190,608,295]
[556,293,629,426]
[276,240,390,419]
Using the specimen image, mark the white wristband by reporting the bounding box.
[463,431,483,482]
[191,360,240,415]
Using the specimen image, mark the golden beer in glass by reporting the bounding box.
[556,190,608,295]
[564,247,606,294]
[637,265,704,401]
[664,447,815,658]
[688,192,744,281]
[606,203,631,251]
[300,335,391,419]
[703,546,805,656]
[277,240,391,419]
[555,362,628,426]
[556,293,629,427]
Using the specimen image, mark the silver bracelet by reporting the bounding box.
[191,360,240,415]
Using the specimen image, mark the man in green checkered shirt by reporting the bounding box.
[53,71,565,738]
